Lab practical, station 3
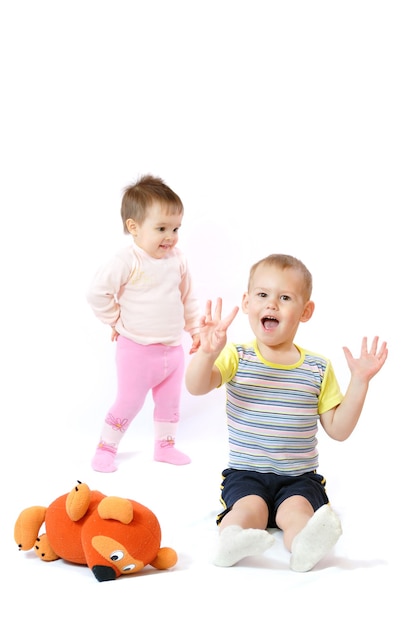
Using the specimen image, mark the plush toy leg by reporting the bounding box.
[213,525,275,567]
[150,547,178,570]
[34,534,60,561]
[65,481,92,521]
[14,506,47,551]
[290,504,342,572]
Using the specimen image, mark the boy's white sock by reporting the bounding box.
[290,504,342,572]
[213,525,275,567]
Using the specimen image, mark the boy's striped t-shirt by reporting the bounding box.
[215,341,344,476]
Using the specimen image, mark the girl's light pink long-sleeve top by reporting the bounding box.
[87,243,200,346]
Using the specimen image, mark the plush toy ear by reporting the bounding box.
[149,547,178,570]
[97,496,133,524]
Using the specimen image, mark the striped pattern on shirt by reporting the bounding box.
[215,341,344,476]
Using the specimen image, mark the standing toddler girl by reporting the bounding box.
[88,174,200,472]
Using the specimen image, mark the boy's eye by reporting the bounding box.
[257,292,267,298]
[280,295,290,301]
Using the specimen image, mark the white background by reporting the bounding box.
[1,1,413,623]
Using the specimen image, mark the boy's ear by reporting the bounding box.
[241,292,249,313]
[300,300,315,322]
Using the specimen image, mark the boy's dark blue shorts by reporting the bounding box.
[216,467,329,528]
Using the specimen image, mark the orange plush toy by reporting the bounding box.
[14,481,178,582]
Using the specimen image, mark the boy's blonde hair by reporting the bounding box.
[120,174,184,234]
[248,254,313,300]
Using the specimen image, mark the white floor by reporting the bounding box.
[6,384,411,625]
[2,2,414,623]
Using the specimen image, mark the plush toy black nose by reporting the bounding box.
[92,565,117,582]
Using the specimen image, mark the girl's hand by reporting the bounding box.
[189,333,201,354]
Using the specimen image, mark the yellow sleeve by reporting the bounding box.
[214,343,239,385]
[318,360,344,414]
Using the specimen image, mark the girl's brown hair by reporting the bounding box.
[120,175,183,233]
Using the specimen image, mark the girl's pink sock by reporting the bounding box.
[154,437,191,465]
[91,443,117,473]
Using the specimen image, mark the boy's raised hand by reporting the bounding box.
[342,336,388,382]
[199,298,239,355]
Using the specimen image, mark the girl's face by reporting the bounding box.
[126,202,182,259]
[242,264,314,350]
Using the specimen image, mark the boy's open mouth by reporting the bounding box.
[262,316,279,330]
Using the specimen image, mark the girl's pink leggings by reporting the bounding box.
[102,336,185,436]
